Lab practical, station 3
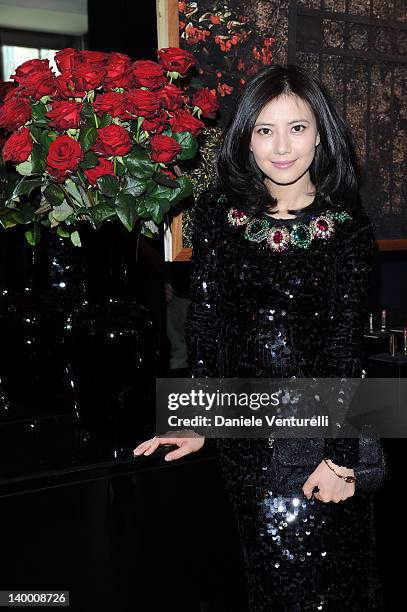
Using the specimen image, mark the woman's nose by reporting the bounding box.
[274,133,291,155]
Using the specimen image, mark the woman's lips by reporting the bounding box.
[271,160,296,168]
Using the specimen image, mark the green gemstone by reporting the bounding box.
[245,218,269,242]
[290,223,312,248]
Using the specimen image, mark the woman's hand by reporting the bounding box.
[302,459,355,503]
[133,430,205,461]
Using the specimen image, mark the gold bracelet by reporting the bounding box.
[323,458,356,484]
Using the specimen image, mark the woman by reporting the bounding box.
[133,65,383,610]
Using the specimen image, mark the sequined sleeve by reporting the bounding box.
[321,213,375,468]
[185,189,220,378]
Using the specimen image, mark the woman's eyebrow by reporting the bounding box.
[254,119,311,126]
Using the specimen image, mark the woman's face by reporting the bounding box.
[250,93,320,185]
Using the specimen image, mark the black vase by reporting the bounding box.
[0,226,81,423]
[64,220,160,435]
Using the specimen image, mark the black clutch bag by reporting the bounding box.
[273,429,387,496]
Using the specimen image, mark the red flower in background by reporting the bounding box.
[0,96,31,130]
[84,157,115,186]
[54,48,80,73]
[72,64,105,92]
[93,92,128,119]
[46,100,83,131]
[141,111,168,135]
[92,124,132,157]
[131,60,167,90]
[157,48,195,76]
[103,52,132,90]
[125,89,160,119]
[2,127,32,162]
[169,108,204,136]
[149,134,181,163]
[191,88,219,118]
[46,134,84,182]
[55,73,86,99]
[156,83,184,111]
[11,58,56,100]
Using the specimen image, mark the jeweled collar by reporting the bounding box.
[226,206,352,253]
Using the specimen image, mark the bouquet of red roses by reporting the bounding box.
[0,47,218,245]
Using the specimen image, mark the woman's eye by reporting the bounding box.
[292,124,306,132]
[258,128,272,135]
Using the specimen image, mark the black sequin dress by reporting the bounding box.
[185,187,383,611]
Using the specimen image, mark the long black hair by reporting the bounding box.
[216,64,361,217]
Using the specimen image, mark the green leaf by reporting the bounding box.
[57,226,71,238]
[70,230,82,247]
[144,196,170,224]
[65,179,84,206]
[39,130,53,153]
[121,175,147,197]
[25,223,41,246]
[43,183,65,206]
[115,160,126,177]
[31,143,46,174]
[173,131,198,161]
[79,126,97,152]
[171,174,193,203]
[0,211,18,228]
[115,192,139,231]
[81,101,97,127]
[13,176,43,199]
[154,172,180,188]
[96,174,119,198]
[90,201,117,225]
[125,147,155,179]
[12,205,37,224]
[52,200,74,222]
[16,160,33,176]
[99,112,112,128]
[29,125,43,143]
[149,174,193,206]
[31,101,47,123]
[79,151,99,170]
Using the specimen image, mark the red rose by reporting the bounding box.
[2,127,32,163]
[93,92,127,119]
[84,157,115,186]
[12,58,49,78]
[55,73,86,99]
[46,134,84,183]
[125,89,160,119]
[92,124,132,157]
[141,111,168,135]
[46,100,83,131]
[78,50,109,67]
[0,96,31,130]
[191,88,219,119]
[54,48,80,73]
[169,109,204,137]
[72,64,105,92]
[103,53,132,90]
[11,70,56,100]
[149,134,181,163]
[0,81,17,102]
[131,60,168,90]
[156,83,183,111]
[157,48,195,76]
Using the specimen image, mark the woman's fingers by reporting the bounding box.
[164,442,191,461]
[133,436,158,456]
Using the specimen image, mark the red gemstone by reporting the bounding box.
[317,219,328,231]
[273,231,283,243]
